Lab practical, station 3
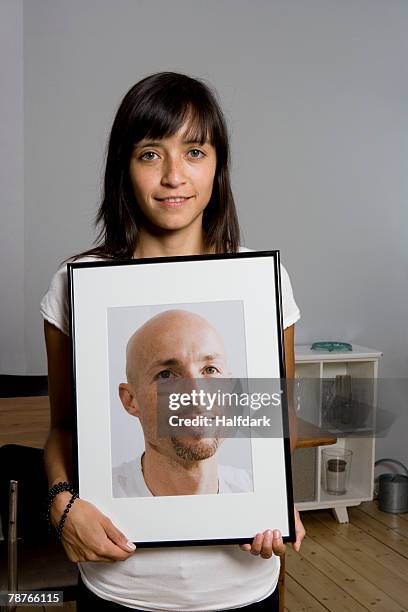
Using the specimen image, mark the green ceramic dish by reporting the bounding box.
[311,342,352,352]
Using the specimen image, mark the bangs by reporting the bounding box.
[129,85,217,147]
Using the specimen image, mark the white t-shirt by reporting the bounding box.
[40,248,300,611]
[40,249,300,337]
[113,455,253,498]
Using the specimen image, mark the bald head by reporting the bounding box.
[125,309,229,388]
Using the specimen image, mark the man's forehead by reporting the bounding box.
[126,312,226,367]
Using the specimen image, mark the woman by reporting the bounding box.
[41,72,305,611]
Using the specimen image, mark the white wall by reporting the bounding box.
[2,0,408,464]
[0,0,25,373]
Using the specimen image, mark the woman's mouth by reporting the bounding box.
[155,196,192,208]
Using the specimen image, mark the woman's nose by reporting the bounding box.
[161,157,187,187]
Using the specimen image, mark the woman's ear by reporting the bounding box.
[119,383,140,417]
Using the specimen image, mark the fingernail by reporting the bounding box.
[273,529,281,539]
[126,541,136,550]
[266,529,273,536]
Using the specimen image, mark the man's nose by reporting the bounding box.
[182,372,203,400]
[183,368,202,381]
[161,157,187,187]
[182,372,214,411]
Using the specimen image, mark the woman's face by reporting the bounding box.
[129,123,217,233]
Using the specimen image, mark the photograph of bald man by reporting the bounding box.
[112,309,253,498]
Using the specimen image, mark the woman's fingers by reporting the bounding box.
[103,516,136,553]
[239,529,286,558]
[249,532,264,555]
[271,529,286,556]
[292,508,306,552]
[259,529,273,558]
[96,536,136,562]
[63,527,133,563]
[65,542,115,564]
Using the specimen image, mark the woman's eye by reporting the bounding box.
[203,365,220,376]
[140,151,159,161]
[188,149,205,159]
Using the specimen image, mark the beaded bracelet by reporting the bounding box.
[46,481,77,534]
[57,492,79,540]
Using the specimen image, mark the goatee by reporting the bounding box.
[170,436,220,462]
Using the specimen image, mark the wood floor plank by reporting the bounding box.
[312,510,408,583]
[358,501,408,537]
[0,396,49,411]
[348,507,408,559]
[285,547,367,611]
[302,514,408,610]
[0,397,50,448]
[285,574,329,611]
[291,529,404,612]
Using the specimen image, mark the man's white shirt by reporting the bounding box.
[112,454,253,497]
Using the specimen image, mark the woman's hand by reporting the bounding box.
[51,493,136,563]
[239,529,285,559]
[239,507,306,558]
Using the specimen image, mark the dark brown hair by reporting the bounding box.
[79,72,240,259]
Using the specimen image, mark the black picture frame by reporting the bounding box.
[68,251,295,546]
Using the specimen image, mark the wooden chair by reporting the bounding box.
[278,552,286,611]
[0,376,78,602]
[0,445,79,601]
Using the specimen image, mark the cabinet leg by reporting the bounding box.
[332,506,349,523]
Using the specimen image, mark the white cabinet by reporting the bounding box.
[293,344,382,523]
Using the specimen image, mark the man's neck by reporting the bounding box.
[141,448,219,496]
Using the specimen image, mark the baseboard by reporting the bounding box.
[0,375,48,398]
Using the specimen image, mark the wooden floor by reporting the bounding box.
[285,502,408,611]
[0,396,50,449]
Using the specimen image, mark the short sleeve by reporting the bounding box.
[239,246,300,329]
[40,255,101,336]
[40,263,70,335]
[279,263,301,329]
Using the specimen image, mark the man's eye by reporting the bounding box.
[140,151,159,161]
[188,149,205,159]
[156,370,175,380]
[203,366,220,375]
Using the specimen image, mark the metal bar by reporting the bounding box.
[7,480,18,612]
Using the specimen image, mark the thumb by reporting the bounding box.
[103,518,136,553]
[272,529,286,557]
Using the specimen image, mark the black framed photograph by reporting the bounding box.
[68,251,295,546]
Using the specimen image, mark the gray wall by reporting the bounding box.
[2,0,408,464]
[0,0,25,372]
